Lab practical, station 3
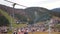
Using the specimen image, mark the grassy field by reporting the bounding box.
[29,32,60,34]
[8,32,60,34]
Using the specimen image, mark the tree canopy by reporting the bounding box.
[0,16,10,26]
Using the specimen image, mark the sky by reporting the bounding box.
[0,0,60,10]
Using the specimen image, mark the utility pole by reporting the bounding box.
[12,3,16,18]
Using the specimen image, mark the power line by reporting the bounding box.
[4,0,28,7]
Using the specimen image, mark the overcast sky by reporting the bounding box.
[0,0,60,10]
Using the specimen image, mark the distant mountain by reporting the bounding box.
[51,8,60,17]
[52,8,60,12]
[0,4,52,22]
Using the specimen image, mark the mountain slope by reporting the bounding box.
[0,4,52,22]
[51,8,60,17]
[25,7,51,22]
[52,8,60,12]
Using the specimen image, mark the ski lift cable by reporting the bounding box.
[4,0,28,7]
